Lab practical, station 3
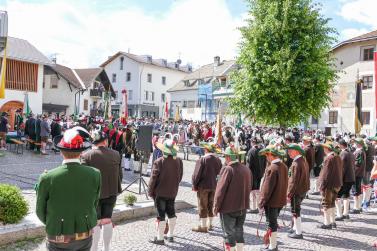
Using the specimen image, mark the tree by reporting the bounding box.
[230,0,337,127]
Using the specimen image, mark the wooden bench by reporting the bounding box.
[9,139,25,154]
[25,139,42,151]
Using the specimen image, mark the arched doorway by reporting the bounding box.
[0,101,23,131]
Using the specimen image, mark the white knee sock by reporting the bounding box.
[353,196,359,210]
[90,225,101,251]
[102,223,113,251]
[167,217,177,238]
[250,191,257,210]
[295,217,302,235]
[200,218,207,228]
[335,199,343,217]
[329,208,335,223]
[343,199,350,216]
[324,209,330,225]
[235,243,244,251]
[157,220,165,240]
[208,217,213,228]
[269,232,277,249]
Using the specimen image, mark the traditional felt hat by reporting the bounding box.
[223,145,245,161]
[156,139,179,158]
[259,145,286,158]
[200,142,222,154]
[353,138,365,146]
[285,143,305,155]
[53,126,92,152]
[368,136,377,141]
[302,135,312,142]
[321,142,338,153]
[90,129,108,145]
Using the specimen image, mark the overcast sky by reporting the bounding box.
[0,0,374,68]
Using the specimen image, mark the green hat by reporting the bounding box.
[368,136,377,141]
[353,138,364,146]
[321,142,338,153]
[200,142,221,154]
[285,143,305,156]
[259,145,286,158]
[302,135,312,142]
[156,139,178,158]
[223,146,246,161]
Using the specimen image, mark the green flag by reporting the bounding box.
[236,113,242,129]
[23,92,31,117]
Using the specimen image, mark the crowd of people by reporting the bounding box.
[3,111,375,251]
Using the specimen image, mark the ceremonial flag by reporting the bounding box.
[104,91,112,121]
[236,113,242,129]
[165,101,169,120]
[23,92,31,117]
[355,79,363,135]
[174,106,180,122]
[120,89,128,125]
[0,45,7,99]
[215,111,222,146]
[374,52,377,119]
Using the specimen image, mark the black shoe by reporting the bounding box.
[332,223,337,228]
[288,228,295,234]
[124,168,131,171]
[350,209,360,214]
[335,216,344,221]
[317,224,332,229]
[260,246,278,251]
[288,233,303,239]
[343,215,350,220]
[310,191,320,195]
[306,194,309,199]
[149,237,165,245]
[248,209,259,214]
[164,236,174,242]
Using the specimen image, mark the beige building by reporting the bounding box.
[310,30,377,136]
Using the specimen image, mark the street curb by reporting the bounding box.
[0,200,194,246]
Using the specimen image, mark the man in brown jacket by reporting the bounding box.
[148,139,183,245]
[302,136,315,173]
[318,142,343,229]
[258,145,288,251]
[192,142,222,233]
[81,130,122,251]
[286,144,310,239]
[335,139,355,221]
[214,146,251,251]
[351,138,366,214]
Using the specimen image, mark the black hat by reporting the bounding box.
[338,139,348,147]
[1,112,8,116]
[90,130,108,145]
[53,126,91,152]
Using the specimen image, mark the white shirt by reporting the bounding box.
[271,158,281,164]
[62,159,81,164]
[293,155,302,161]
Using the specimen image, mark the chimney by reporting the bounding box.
[214,56,220,66]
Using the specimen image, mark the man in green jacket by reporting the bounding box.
[36,126,101,251]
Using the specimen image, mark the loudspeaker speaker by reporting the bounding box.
[136,125,153,152]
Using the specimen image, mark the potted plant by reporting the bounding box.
[0,184,29,224]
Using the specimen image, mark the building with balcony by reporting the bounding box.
[168,56,236,122]
[309,30,377,136]
[0,37,52,130]
[100,52,192,118]
[43,64,115,117]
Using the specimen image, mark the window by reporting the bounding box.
[114,91,118,100]
[151,92,155,101]
[126,72,131,81]
[147,73,152,83]
[329,111,338,124]
[362,46,374,61]
[183,101,187,108]
[120,57,124,70]
[162,76,166,85]
[112,73,116,83]
[145,91,149,100]
[84,99,89,111]
[362,111,370,125]
[362,75,373,90]
[128,90,133,100]
[311,117,318,124]
[161,93,166,102]
[50,75,58,89]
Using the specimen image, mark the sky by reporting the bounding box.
[0,0,375,68]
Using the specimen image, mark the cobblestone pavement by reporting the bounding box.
[1,149,377,250]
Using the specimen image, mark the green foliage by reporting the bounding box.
[230,0,338,127]
[0,184,29,224]
[123,193,137,206]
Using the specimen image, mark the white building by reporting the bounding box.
[43,64,115,117]
[100,52,191,118]
[168,56,236,121]
[310,30,377,136]
[0,37,52,130]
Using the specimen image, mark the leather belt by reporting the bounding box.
[48,231,92,243]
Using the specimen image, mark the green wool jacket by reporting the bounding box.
[35,163,101,236]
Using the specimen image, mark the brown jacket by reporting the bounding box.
[354,148,366,178]
[81,146,122,199]
[319,153,343,191]
[288,156,310,197]
[304,145,315,171]
[192,154,222,191]
[259,160,288,209]
[148,156,183,199]
[339,149,356,183]
[214,162,251,214]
